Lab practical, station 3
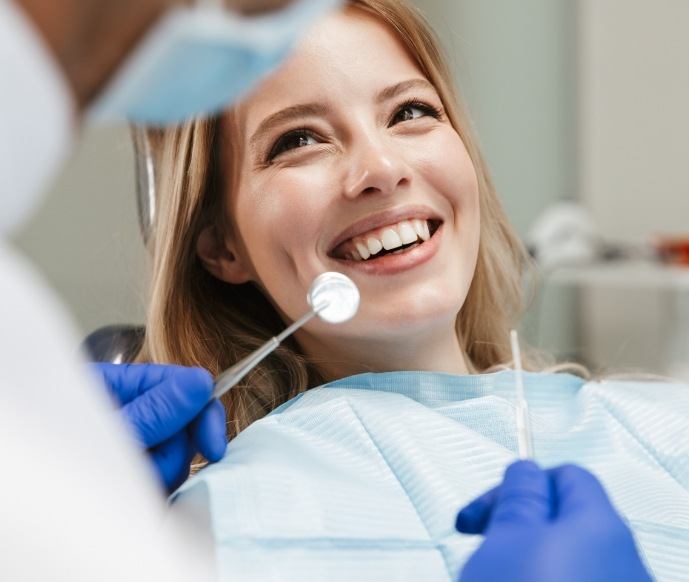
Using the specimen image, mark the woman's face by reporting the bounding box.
[210,8,480,370]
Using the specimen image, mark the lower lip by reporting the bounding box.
[331,224,444,276]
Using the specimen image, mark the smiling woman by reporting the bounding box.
[132,1,689,580]
[136,0,529,435]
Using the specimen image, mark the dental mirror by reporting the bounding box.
[307,271,360,324]
[212,272,359,399]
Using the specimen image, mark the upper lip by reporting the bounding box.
[327,204,443,256]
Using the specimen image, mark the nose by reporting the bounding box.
[343,132,411,200]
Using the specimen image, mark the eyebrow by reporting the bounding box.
[375,78,436,104]
[248,78,436,152]
[249,103,329,152]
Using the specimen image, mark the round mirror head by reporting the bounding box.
[307,272,360,324]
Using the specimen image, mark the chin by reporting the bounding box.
[357,293,464,334]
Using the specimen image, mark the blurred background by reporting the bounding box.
[10,0,689,377]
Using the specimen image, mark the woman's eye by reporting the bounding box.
[390,101,441,126]
[267,130,319,161]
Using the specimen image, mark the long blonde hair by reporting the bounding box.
[136,0,536,438]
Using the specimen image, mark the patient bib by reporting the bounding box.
[173,371,689,581]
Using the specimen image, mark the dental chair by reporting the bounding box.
[82,324,145,363]
[81,129,153,363]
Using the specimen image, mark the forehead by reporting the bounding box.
[237,7,427,129]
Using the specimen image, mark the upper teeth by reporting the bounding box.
[343,219,432,261]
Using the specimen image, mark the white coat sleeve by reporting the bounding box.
[0,2,216,580]
[0,245,217,582]
[0,0,74,235]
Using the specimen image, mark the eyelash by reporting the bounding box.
[265,98,443,163]
[266,129,319,163]
[390,99,443,125]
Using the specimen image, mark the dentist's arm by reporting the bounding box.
[91,363,227,492]
[456,461,653,582]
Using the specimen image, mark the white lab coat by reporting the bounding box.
[0,1,214,579]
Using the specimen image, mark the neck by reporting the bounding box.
[296,323,470,384]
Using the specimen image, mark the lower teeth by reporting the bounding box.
[390,242,420,255]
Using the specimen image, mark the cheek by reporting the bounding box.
[253,170,332,245]
[420,130,479,208]
[416,130,481,273]
[233,167,335,290]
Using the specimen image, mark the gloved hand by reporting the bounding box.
[92,363,227,493]
[456,461,653,582]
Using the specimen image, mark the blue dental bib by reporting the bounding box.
[173,371,689,581]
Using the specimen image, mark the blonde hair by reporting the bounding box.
[135,0,541,438]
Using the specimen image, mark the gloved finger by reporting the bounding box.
[488,460,552,530]
[548,464,651,581]
[189,399,228,463]
[548,464,615,518]
[122,367,214,448]
[455,486,500,534]
[90,363,171,405]
[149,431,194,493]
[89,363,128,405]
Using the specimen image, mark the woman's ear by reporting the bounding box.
[196,225,252,284]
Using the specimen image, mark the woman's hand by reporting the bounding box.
[456,461,653,582]
[91,363,227,493]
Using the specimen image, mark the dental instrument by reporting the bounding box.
[510,329,534,459]
[212,272,360,400]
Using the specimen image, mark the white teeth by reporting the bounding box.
[355,242,371,260]
[412,219,426,240]
[414,219,430,241]
[366,236,383,255]
[342,219,434,261]
[381,228,402,250]
[398,221,418,245]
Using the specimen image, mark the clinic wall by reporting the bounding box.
[412,0,580,356]
[578,0,689,373]
[11,126,148,337]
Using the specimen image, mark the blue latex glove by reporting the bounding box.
[456,461,653,582]
[92,363,227,493]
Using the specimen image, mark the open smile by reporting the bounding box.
[330,218,442,261]
[328,207,444,275]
